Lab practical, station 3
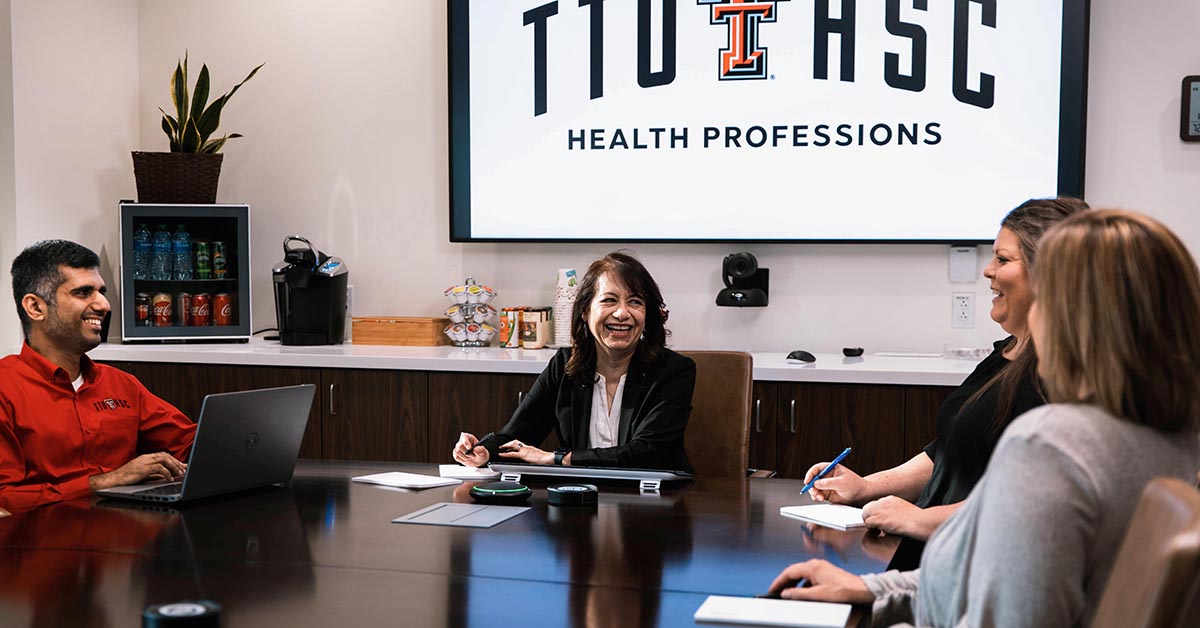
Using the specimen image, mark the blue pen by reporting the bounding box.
[800,447,851,494]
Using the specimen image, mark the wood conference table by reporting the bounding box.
[0,461,893,627]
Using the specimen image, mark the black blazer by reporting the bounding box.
[479,347,695,471]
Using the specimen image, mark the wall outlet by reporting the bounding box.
[952,292,974,329]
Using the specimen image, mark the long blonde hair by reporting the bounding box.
[1033,210,1200,432]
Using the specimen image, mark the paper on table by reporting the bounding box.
[438,464,501,480]
[779,504,865,531]
[393,502,529,528]
[351,471,461,490]
[694,595,851,627]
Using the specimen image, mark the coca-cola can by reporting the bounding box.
[214,293,234,326]
[134,293,151,327]
[190,293,212,327]
[152,293,173,327]
[176,293,191,327]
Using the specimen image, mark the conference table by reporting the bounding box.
[0,461,893,627]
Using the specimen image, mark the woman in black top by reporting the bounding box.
[804,197,1089,569]
[452,251,695,471]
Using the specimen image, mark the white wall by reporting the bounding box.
[2,0,1197,355]
[137,0,461,343]
[1085,0,1200,244]
[0,0,139,353]
[0,0,17,348]
[132,0,1000,354]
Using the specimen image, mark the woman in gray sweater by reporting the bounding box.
[767,209,1200,628]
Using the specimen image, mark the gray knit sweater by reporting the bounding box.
[860,403,1200,628]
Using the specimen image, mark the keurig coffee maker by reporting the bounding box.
[272,236,348,345]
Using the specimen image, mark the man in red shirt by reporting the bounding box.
[0,240,196,512]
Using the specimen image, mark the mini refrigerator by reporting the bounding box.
[118,202,251,342]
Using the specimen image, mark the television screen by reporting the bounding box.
[448,0,1089,243]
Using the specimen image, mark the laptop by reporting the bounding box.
[97,384,316,504]
[488,462,693,491]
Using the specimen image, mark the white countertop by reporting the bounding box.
[91,338,980,386]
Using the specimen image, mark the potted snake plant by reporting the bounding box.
[132,53,263,204]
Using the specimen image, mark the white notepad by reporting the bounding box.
[438,464,501,480]
[780,504,865,531]
[351,471,461,489]
[694,595,851,627]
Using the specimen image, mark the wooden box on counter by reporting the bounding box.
[352,317,451,346]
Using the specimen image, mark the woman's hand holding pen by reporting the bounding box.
[452,432,490,467]
[803,462,869,505]
[766,559,875,604]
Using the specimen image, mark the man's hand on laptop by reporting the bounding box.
[89,452,187,491]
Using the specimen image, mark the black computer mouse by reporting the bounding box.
[786,350,816,363]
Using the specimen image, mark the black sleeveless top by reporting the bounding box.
[887,337,1044,571]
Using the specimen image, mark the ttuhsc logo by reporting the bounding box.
[699,0,786,81]
[93,398,131,412]
[522,0,997,117]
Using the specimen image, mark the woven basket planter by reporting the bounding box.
[131,151,223,204]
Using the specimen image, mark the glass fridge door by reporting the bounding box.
[118,203,251,342]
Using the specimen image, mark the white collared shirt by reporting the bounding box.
[588,372,627,448]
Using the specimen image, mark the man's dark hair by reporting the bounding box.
[10,239,100,337]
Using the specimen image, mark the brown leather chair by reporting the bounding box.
[678,351,753,478]
[1091,477,1200,628]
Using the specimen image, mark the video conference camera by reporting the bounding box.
[716,252,769,307]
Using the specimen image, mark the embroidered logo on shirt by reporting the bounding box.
[93,398,131,411]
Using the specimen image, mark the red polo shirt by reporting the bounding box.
[0,344,195,512]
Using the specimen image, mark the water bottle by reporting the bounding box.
[151,224,172,280]
[133,223,152,280]
[172,224,193,280]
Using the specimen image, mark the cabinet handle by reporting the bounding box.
[754,399,762,433]
[329,383,338,416]
[789,399,797,434]
[517,391,524,406]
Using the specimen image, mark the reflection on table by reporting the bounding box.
[0,461,890,627]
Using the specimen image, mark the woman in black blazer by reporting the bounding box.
[452,252,695,471]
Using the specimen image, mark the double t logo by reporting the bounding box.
[699,0,788,80]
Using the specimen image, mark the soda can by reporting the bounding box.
[213,293,234,326]
[195,241,212,279]
[152,293,173,327]
[135,293,151,327]
[175,293,191,327]
[212,242,228,278]
[190,293,212,327]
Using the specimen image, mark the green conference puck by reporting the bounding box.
[469,481,532,504]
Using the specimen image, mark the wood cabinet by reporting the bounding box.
[111,361,325,457]
[103,361,533,464]
[104,362,420,461]
[103,360,956,472]
[749,382,958,479]
[748,381,778,473]
[322,369,427,462]
[903,386,957,454]
[426,373,539,461]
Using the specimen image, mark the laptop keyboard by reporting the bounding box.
[136,482,183,497]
